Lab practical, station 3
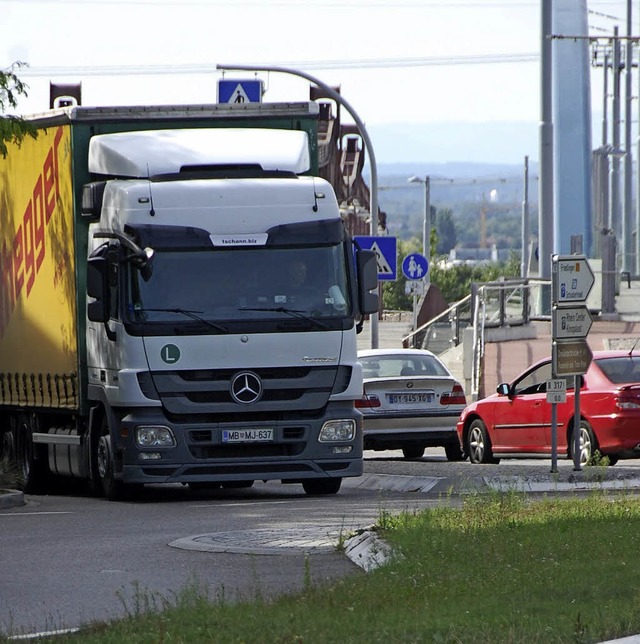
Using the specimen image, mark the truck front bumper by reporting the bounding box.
[112,405,364,485]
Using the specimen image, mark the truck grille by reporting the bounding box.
[138,365,351,416]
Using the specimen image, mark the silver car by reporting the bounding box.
[357,348,467,460]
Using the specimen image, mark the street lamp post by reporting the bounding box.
[216,63,381,348]
[408,175,431,285]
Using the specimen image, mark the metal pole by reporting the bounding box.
[602,53,609,148]
[637,5,640,276]
[550,402,558,473]
[611,27,622,247]
[573,376,582,471]
[623,1,634,274]
[216,63,380,348]
[539,0,553,278]
[521,156,530,278]
[424,176,431,286]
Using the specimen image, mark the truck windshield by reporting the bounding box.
[126,244,351,324]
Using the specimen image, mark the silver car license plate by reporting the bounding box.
[386,392,434,405]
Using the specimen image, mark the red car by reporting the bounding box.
[456,350,640,466]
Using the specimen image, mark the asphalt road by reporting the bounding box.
[0,464,438,638]
[3,448,640,638]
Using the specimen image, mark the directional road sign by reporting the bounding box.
[217,79,263,104]
[401,253,429,281]
[354,236,397,281]
[553,255,595,304]
[552,339,593,377]
[552,305,593,340]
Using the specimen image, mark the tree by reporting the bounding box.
[0,62,37,158]
[435,208,457,254]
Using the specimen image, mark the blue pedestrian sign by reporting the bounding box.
[354,235,397,281]
[402,253,429,280]
[218,79,263,104]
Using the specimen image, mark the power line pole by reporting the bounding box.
[539,0,553,284]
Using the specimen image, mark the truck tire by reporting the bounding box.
[1,426,16,462]
[96,417,127,501]
[302,478,342,495]
[16,414,50,494]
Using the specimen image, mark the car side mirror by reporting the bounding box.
[496,383,510,396]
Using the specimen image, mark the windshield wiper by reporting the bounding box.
[137,308,228,333]
[241,306,329,330]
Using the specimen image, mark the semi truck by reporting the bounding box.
[0,101,379,500]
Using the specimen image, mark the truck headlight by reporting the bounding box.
[318,419,355,442]
[135,426,176,448]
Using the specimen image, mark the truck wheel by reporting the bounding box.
[1,426,16,461]
[16,415,49,494]
[96,418,126,501]
[302,478,342,495]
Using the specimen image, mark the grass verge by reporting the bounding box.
[8,490,640,643]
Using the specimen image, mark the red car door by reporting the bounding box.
[490,362,553,454]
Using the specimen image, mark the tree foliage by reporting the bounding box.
[435,207,457,254]
[0,62,37,158]
[382,230,521,311]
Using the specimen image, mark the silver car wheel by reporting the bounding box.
[571,421,595,466]
[468,424,485,464]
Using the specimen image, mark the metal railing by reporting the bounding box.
[403,278,551,400]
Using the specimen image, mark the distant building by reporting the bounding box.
[441,245,513,268]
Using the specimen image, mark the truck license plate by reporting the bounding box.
[222,428,274,443]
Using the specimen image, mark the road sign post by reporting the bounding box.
[401,253,429,333]
[547,379,567,473]
[551,254,594,471]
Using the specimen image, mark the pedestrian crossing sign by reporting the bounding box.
[217,79,263,104]
[354,236,397,281]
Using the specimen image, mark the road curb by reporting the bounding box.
[343,528,393,572]
[0,489,24,509]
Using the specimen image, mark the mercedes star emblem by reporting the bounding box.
[230,371,263,404]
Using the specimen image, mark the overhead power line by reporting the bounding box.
[16,53,539,78]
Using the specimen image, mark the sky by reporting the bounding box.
[0,0,634,164]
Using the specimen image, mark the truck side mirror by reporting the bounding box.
[356,249,379,315]
[87,256,108,323]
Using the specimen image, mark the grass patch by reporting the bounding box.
[10,491,640,643]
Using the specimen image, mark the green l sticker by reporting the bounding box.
[161,344,181,364]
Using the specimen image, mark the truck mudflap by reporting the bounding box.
[111,404,363,486]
